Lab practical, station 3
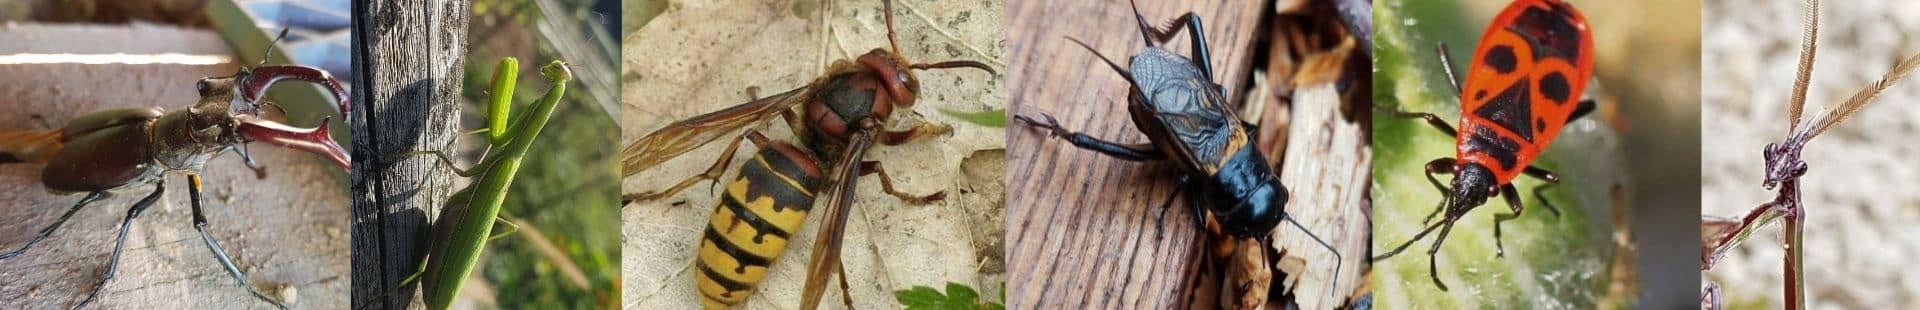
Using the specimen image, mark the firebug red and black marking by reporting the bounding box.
[1373,0,1597,290]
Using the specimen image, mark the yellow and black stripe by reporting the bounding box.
[695,142,823,309]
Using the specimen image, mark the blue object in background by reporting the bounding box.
[240,0,350,80]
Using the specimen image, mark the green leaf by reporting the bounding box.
[895,282,1004,310]
[938,108,1006,128]
[945,282,979,302]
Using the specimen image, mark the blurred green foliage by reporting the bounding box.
[454,0,621,308]
[895,283,1005,310]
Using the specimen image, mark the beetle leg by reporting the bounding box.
[184,174,288,309]
[1427,221,1456,291]
[1569,97,1598,123]
[1493,184,1526,258]
[0,192,108,259]
[74,182,165,309]
[1013,113,1164,161]
[231,144,270,179]
[857,160,944,204]
[1521,165,1564,217]
[1376,105,1459,137]
[878,122,952,146]
[1422,158,1457,224]
[623,131,753,203]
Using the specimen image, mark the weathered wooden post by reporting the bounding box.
[349,0,470,308]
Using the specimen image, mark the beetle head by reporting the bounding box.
[184,63,353,170]
[1447,164,1499,217]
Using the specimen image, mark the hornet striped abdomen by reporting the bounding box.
[695,141,824,309]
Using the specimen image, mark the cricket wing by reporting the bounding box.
[621,87,811,175]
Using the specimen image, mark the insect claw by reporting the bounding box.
[236,116,350,169]
[243,65,352,121]
[234,144,270,179]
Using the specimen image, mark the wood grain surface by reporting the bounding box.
[0,24,348,309]
[1004,0,1265,308]
[349,0,472,308]
[1006,0,1368,309]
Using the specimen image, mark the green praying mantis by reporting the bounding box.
[363,57,571,310]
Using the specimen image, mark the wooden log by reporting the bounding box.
[349,0,471,308]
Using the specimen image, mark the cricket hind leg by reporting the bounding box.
[1012,113,1164,161]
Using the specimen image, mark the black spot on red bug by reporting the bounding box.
[1467,126,1521,170]
[1484,45,1519,73]
[1540,71,1572,104]
[1535,118,1547,132]
[1474,78,1534,142]
[1510,6,1583,62]
[1474,90,1488,101]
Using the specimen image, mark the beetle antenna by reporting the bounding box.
[259,27,291,68]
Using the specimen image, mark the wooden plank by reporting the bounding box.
[349,0,471,308]
[1004,0,1265,308]
[0,23,348,309]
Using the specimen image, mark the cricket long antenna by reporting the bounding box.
[1066,37,1136,84]
[1806,52,1920,139]
[1282,215,1343,301]
[259,27,291,68]
[1787,0,1820,131]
